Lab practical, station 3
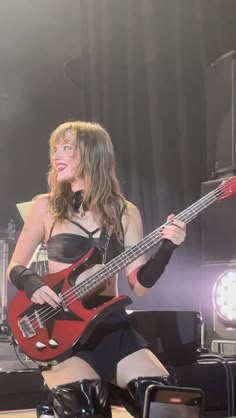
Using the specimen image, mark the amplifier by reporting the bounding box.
[129,310,202,366]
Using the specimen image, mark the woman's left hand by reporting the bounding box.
[161,214,186,245]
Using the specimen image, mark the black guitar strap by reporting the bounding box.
[98,227,111,264]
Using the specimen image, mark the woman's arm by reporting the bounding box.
[122,202,149,296]
[7,196,48,275]
[123,204,186,297]
[7,196,60,308]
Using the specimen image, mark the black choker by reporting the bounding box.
[73,190,87,217]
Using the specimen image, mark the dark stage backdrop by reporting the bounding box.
[0,0,236,312]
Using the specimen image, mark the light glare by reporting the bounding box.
[213,270,236,322]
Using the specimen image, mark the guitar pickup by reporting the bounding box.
[18,315,36,338]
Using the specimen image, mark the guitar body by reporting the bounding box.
[8,247,132,363]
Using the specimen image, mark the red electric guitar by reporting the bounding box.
[8,176,236,363]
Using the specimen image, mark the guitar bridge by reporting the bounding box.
[18,315,36,338]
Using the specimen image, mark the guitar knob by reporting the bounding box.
[49,339,59,348]
[36,341,47,351]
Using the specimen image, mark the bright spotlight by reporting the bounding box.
[213,270,236,323]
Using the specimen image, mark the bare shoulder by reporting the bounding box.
[31,193,50,213]
[125,200,141,217]
[33,193,50,203]
[21,194,51,230]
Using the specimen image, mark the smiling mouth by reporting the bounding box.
[56,164,67,172]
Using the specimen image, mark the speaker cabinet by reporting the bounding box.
[201,178,236,345]
[206,50,236,179]
[201,178,236,265]
[129,310,202,366]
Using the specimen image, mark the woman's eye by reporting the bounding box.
[63,145,72,151]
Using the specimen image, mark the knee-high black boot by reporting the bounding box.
[127,375,176,418]
[36,382,55,418]
[51,379,112,418]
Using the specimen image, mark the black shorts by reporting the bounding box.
[38,296,150,381]
[73,304,150,382]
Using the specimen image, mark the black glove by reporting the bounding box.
[9,264,45,299]
[137,239,177,288]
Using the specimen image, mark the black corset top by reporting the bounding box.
[47,218,124,264]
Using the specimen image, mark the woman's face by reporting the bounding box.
[51,130,84,190]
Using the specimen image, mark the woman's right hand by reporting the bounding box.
[31,285,61,308]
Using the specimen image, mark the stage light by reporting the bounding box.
[212,270,236,349]
[213,270,236,322]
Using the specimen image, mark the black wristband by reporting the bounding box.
[9,265,45,299]
[137,239,177,288]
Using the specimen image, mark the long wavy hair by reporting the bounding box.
[47,121,126,237]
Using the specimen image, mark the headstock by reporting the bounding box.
[216,176,236,201]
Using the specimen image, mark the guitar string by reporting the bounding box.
[25,186,225,331]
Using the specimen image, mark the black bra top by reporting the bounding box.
[47,215,125,264]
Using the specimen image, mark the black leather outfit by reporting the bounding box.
[44,216,149,380]
[37,215,176,417]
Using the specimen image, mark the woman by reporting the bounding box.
[7,121,186,418]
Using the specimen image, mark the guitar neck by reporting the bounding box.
[75,186,223,297]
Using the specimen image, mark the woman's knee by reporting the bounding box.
[42,356,99,390]
[116,348,168,387]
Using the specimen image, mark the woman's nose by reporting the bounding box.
[52,148,60,160]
